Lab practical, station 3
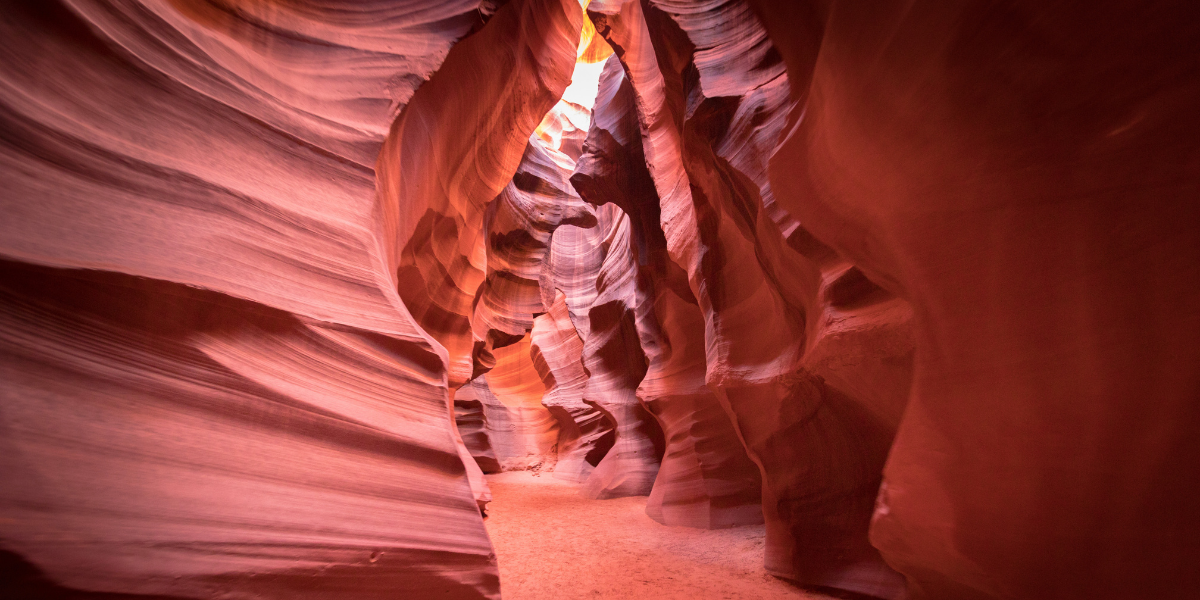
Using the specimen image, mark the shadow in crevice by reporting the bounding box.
[0,550,186,600]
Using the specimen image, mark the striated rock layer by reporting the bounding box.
[0,0,576,597]
[0,261,495,598]
[530,291,615,484]
[572,54,763,525]
[377,0,583,388]
[587,1,915,595]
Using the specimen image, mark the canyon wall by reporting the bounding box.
[751,1,1200,598]
[0,0,508,597]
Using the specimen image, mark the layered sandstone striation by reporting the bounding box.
[0,0,503,597]
[571,54,763,525]
[586,1,915,595]
[530,291,615,484]
[377,0,582,389]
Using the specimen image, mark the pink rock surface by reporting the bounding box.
[572,55,763,526]
[479,337,560,472]
[534,176,666,498]
[377,0,582,387]
[530,291,614,484]
[575,204,665,499]
[0,0,507,597]
[453,388,503,475]
[0,262,496,599]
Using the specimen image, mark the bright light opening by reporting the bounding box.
[532,1,614,164]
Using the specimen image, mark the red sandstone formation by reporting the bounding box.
[572,55,763,525]
[2,0,1197,599]
[377,0,582,388]
[586,2,914,595]
[529,291,614,483]
[478,337,560,472]
[574,203,665,499]
[751,2,1200,598]
[0,0,500,597]
[454,388,503,474]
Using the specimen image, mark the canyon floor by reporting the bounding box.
[484,472,836,600]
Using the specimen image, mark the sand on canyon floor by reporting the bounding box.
[483,471,838,600]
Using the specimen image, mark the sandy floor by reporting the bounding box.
[484,472,836,600]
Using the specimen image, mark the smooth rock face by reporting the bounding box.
[453,388,503,475]
[751,1,1200,598]
[0,264,496,599]
[3,0,1197,599]
[479,338,561,472]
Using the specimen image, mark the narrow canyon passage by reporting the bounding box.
[484,473,834,600]
[1,0,1198,599]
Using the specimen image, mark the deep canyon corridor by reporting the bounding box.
[1,0,1198,599]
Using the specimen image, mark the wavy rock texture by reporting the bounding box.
[530,291,615,483]
[0,261,495,599]
[454,390,502,474]
[0,0,511,597]
[478,337,561,472]
[474,141,596,352]
[572,55,763,526]
[575,203,666,499]
[377,0,582,387]
[752,0,1200,599]
[588,1,919,595]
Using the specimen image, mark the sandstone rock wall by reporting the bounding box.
[0,0,504,597]
[586,2,916,595]
[753,1,1200,598]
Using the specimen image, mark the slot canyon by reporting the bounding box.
[1,0,1197,598]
